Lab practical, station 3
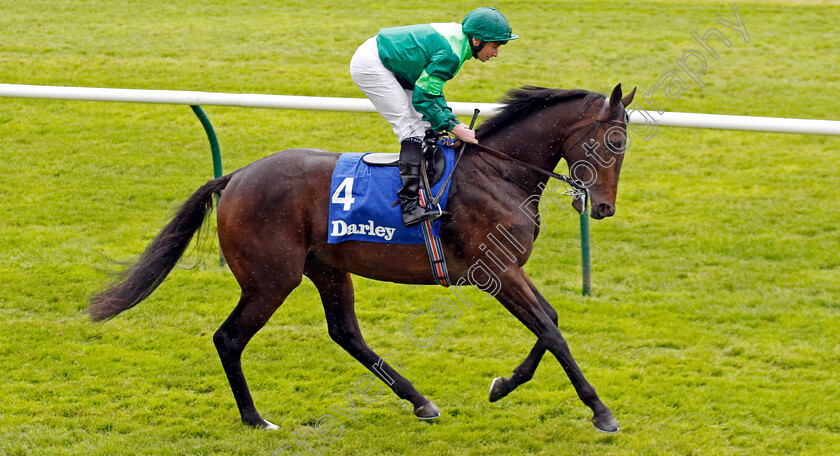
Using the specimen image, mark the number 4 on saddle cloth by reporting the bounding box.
[328,141,456,286]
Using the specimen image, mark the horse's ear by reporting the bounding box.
[609,84,623,110]
[622,87,637,107]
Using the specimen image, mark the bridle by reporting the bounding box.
[564,117,628,155]
[473,111,628,194]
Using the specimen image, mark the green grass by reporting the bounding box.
[1,0,839,455]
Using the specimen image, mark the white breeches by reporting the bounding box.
[350,37,430,143]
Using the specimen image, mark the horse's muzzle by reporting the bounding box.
[591,203,615,219]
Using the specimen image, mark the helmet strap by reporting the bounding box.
[469,37,486,58]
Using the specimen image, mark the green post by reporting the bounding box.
[190,105,226,267]
[579,193,592,296]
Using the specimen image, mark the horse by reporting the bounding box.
[89,83,635,433]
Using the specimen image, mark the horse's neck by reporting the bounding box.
[479,106,578,197]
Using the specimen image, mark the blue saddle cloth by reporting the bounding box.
[327,146,455,244]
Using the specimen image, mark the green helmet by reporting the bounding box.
[462,7,519,42]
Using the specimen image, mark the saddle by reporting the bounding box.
[361,132,448,187]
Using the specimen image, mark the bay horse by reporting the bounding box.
[89,84,635,433]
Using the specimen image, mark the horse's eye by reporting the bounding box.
[606,132,625,151]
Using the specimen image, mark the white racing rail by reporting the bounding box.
[2,83,839,136]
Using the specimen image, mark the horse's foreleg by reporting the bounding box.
[495,269,618,433]
[214,282,297,429]
[489,339,548,403]
[305,260,440,419]
[489,278,556,402]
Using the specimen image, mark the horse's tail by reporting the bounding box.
[88,174,232,321]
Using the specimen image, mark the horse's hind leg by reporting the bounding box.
[304,257,440,419]
[489,277,557,402]
[213,276,302,429]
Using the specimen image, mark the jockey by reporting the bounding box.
[350,7,518,226]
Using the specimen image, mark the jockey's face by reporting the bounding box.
[472,39,502,62]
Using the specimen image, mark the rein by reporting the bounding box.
[473,117,628,194]
[474,143,577,187]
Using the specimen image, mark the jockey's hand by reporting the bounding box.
[451,123,478,145]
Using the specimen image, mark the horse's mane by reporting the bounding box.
[476,86,605,139]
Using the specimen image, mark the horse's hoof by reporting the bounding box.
[414,401,441,420]
[262,420,280,431]
[489,377,509,402]
[592,412,619,433]
[244,418,279,430]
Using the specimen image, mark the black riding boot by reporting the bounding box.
[398,138,447,226]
